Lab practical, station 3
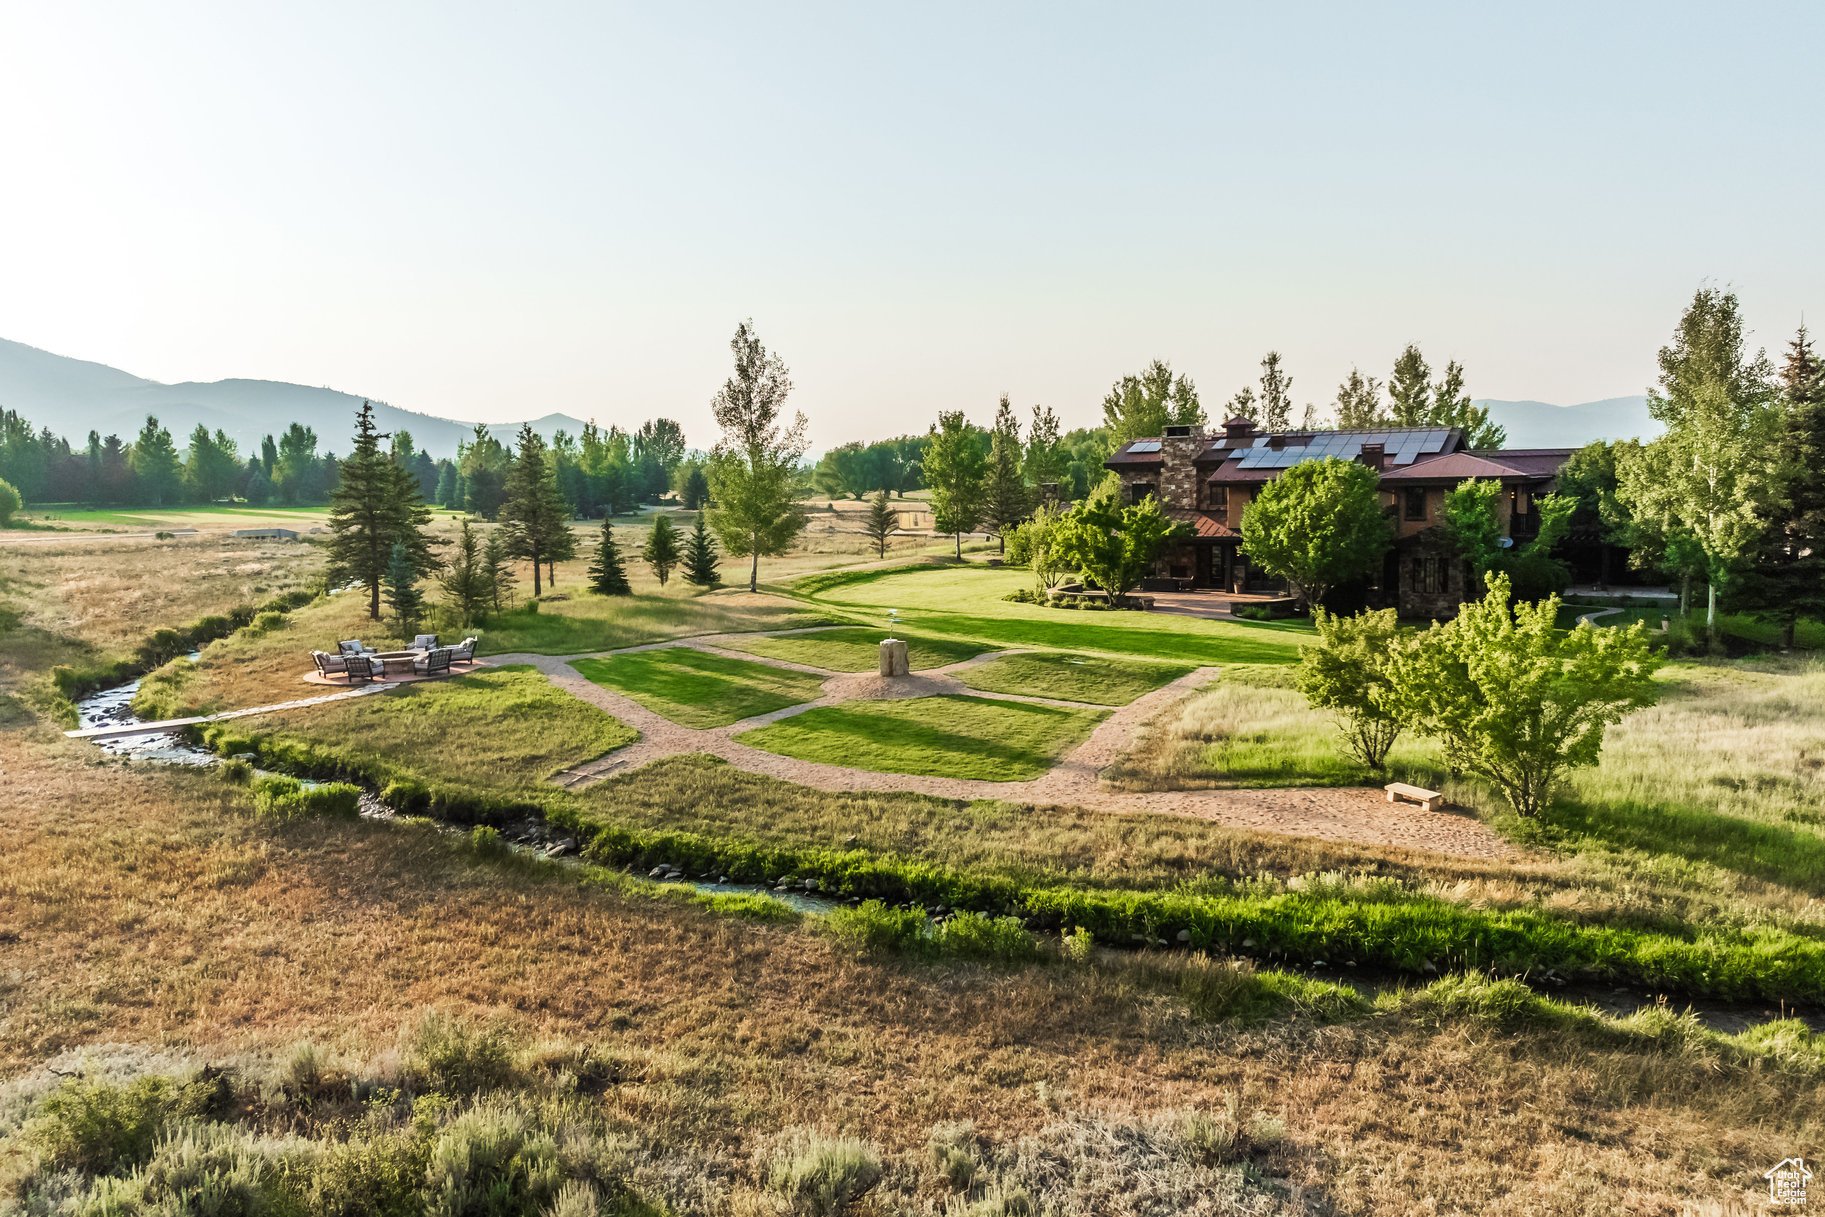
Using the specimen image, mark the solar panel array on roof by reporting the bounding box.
[1232,428,1453,470]
[1126,440,1162,453]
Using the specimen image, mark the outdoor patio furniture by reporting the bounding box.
[1385,782,1444,813]
[415,647,452,677]
[412,633,439,651]
[449,637,478,665]
[374,651,420,679]
[343,654,376,684]
[310,650,348,677]
[337,640,377,657]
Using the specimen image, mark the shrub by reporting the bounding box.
[79,1121,284,1217]
[1060,927,1094,965]
[927,1122,979,1191]
[402,1012,521,1096]
[423,1105,563,1214]
[936,912,1040,964]
[218,758,253,784]
[468,825,508,857]
[1295,606,1405,770]
[825,900,935,958]
[250,776,360,821]
[24,1071,233,1176]
[768,1133,883,1216]
[307,1132,428,1217]
[241,610,290,639]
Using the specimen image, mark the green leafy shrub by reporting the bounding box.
[936,912,1039,963]
[218,758,253,784]
[423,1105,564,1214]
[75,1121,286,1216]
[825,901,935,958]
[249,776,360,821]
[768,1133,882,1216]
[468,825,508,858]
[402,1012,521,1096]
[307,1131,429,1217]
[25,1071,233,1176]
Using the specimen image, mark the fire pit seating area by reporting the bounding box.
[308,635,478,685]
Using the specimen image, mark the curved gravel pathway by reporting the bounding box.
[489,629,1512,862]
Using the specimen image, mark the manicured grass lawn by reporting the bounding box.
[21,503,333,531]
[734,694,1106,781]
[572,647,826,727]
[955,651,1193,705]
[475,589,834,656]
[720,626,989,672]
[235,664,636,790]
[799,565,1309,665]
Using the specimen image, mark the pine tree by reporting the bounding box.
[643,514,681,585]
[500,423,571,596]
[441,519,491,626]
[382,542,426,638]
[681,465,710,509]
[327,402,441,620]
[1735,324,1825,646]
[864,490,900,558]
[483,528,517,612]
[981,394,1031,552]
[682,513,721,587]
[588,517,632,595]
[128,415,183,506]
[925,409,987,557]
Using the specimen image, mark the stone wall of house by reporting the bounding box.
[1397,531,1473,619]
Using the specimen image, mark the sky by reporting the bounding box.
[1,2,1820,448]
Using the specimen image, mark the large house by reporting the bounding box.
[1103,417,1580,617]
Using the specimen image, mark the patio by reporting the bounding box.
[306,635,482,686]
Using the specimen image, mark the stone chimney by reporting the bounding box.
[1159,424,1204,509]
[1358,442,1385,472]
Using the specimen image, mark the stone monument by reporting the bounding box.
[878,638,910,677]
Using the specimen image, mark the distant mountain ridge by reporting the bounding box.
[1475,396,1659,449]
[0,337,593,460]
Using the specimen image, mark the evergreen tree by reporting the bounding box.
[680,464,711,510]
[641,514,682,585]
[1022,404,1067,490]
[327,402,441,621]
[128,415,183,506]
[482,528,517,612]
[1387,345,1432,426]
[1735,324,1825,646]
[382,542,426,637]
[274,423,322,504]
[981,394,1031,552]
[460,425,511,519]
[704,321,809,591]
[682,513,721,587]
[433,460,458,507]
[924,408,988,557]
[440,519,491,626]
[1226,385,1258,424]
[185,424,241,503]
[864,490,900,558]
[260,434,278,477]
[500,423,571,596]
[244,461,274,506]
[587,517,632,595]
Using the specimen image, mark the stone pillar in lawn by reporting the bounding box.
[878,638,909,677]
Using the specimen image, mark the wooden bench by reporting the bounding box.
[1385,782,1444,812]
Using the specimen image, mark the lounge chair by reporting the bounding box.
[412,633,439,652]
[415,647,452,678]
[337,640,376,658]
[311,650,348,678]
[343,654,376,685]
[449,637,478,665]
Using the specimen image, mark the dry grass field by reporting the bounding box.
[2,519,1822,1213]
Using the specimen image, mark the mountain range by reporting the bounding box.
[0,336,1662,461]
[0,337,592,460]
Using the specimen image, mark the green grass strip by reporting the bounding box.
[572,647,825,727]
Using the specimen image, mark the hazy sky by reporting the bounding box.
[2,3,1820,447]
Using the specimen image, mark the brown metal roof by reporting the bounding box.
[1377,451,1559,482]
[1164,507,1240,539]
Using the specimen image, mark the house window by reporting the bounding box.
[1420,555,1444,595]
[1404,488,1427,521]
[1130,482,1156,505]
[1210,485,1229,518]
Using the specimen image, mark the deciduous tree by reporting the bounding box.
[1059,485,1183,606]
[1101,360,1202,444]
[924,409,987,558]
[1256,351,1294,431]
[1333,368,1386,428]
[129,415,183,507]
[1006,500,1070,592]
[1239,457,1391,607]
[1296,607,1406,770]
[705,321,809,592]
[1378,574,1662,817]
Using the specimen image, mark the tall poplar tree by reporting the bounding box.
[1617,287,1780,634]
[705,321,808,591]
[924,409,988,558]
[327,402,440,621]
[1334,368,1385,428]
[1101,360,1202,443]
[1257,352,1294,431]
[1387,345,1432,426]
[500,424,571,596]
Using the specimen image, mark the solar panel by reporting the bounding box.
[1127,441,1161,453]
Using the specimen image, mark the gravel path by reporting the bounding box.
[493,630,1513,862]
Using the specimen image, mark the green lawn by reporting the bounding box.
[231,664,637,791]
[22,504,333,530]
[719,626,990,672]
[572,647,826,727]
[955,651,1194,705]
[734,694,1107,781]
[798,565,1309,665]
[473,590,834,656]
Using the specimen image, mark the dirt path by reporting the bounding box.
[493,632,1513,862]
